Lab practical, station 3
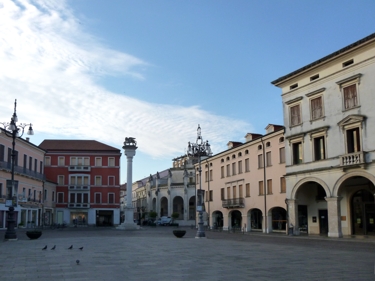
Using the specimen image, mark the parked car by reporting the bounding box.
[156,216,172,226]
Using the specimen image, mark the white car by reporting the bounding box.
[156,216,172,226]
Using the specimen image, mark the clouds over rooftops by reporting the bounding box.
[0,0,252,158]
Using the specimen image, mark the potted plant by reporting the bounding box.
[26,230,42,240]
[171,212,180,227]
[18,222,24,228]
[173,229,186,238]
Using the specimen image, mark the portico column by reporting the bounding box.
[287,199,298,235]
[325,197,343,238]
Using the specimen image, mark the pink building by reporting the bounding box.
[198,125,287,233]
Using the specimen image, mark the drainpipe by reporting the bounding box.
[206,159,210,229]
[261,138,268,233]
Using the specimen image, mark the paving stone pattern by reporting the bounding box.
[1,227,375,281]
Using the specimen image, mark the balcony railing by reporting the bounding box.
[0,161,45,181]
[340,151,366,167]
[68,165,91,172]
[68,203,90,208]
[222,198,245,208]
[68,185,90,190]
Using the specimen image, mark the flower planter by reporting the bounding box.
[173,230,186,238]
[26,231,42,240]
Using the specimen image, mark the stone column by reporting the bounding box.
[287,199,298,235]
[326,197,343,238]
[117,137,139,230]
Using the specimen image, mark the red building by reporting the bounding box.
[39,140,121,226]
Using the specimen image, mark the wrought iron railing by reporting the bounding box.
[222,198,245,208]
[0,161,45,181]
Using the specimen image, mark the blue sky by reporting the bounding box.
[1,0,375,182]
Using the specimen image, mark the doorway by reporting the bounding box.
[351,189,375,235]
[319,209,328,235]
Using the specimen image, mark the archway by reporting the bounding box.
[173,196,184,219]
[188,196,196,220]
[270,207,286,232]
[230,210,242,229]
[250,208,262,230]
[212,211,223,228]
[160,197,168,217]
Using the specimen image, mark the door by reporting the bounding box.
[319,209,328,235]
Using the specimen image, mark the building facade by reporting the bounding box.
[0,132,45,228]
[272,32,375,237]
[199,125,286,233]
[39,140,122,227]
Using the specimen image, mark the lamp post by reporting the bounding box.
[187,124,212,238]
[1,99,34,240]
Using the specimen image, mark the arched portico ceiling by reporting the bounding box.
[246,208,262,215]
[291,177,331,199]
[333,170,375,197]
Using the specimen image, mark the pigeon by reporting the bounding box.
[42,245,47,250]
[51,245,56,250]
[79,247,83,250]
[68,245,73,249]
[76,260,80,265]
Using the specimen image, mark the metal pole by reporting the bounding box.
[261,138,268,234]
[195,149,205,238]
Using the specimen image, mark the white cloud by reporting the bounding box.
[0,0,252,159]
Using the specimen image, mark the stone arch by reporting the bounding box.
[291,176,331,199]
[333,170,375,196]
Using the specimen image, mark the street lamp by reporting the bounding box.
[1,99,34,240]
[187,124,212,238]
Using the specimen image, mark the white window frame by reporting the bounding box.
[289,135,304,165]
[108,157,115,167]
[58,156,65,166]
[95,157,102,167]
[336,74,361,111]
[45,156,51,166]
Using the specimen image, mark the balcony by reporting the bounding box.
[68,165,91,172]
[0,161,45,181]
[222,198,245,209]
[68,185,90,190]
[68,203,90,208]
[340,151,366,167]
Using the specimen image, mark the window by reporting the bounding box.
[29,156,32,170]
[258,154,264,168]
[221,188,225,200]
[232,186,236,198]
[290,104,301,126]
[342,59,353,67]
[95,176,102,186]
[95,157,102,166]
[310,96,323,120]
[267,179,272,194]
[209,190,213,201]
[266,142,270,147]
[226,164,230,177]
[44,189,47,201]
[0,183,3,197]
[206,190,213,201]
[0,144,4,161]
[239,185,243,198]
[57,192,64,203]
[266,152,272,167]
[34,159,37,172]
[346,127,361,153]
[279,147,285,163]
[280,177,286,193]
[83,193,89,203]
[209,170,213,181]
[238,161,242,174]
[40,161,43,173]
[292,142,303,165]
[337,74,361,110]
[259,181,264,195]
[313,136,326,160]
[45,156,51,166]
[70,157,90,166]
[221,166,224,178]
[58,175,64,185]
[108,157,115,166]
[58,156,65,166]
[70,175,89,186]
[95,192,102,203]
[232,163,236,175]
[245,158,250,172]
[227,187,230,199]
[246,183,250,197]
[52,191,55,202]
[108,193,115,204]
[108,176,115,186]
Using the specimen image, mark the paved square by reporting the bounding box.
[1,227,375,280]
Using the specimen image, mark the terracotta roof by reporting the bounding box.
[271,32,375,86]
[39,140,121,152]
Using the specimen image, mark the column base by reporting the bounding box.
[116,222,140,230]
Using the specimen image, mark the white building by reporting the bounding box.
[272,32,375,237]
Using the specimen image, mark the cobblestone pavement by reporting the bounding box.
[1,226,375,281]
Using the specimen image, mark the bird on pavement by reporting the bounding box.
[79,247,83,250]
[51,245,56,250]
[42,245,47,250]
[68,245,73,249]
[76,260,80,265]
